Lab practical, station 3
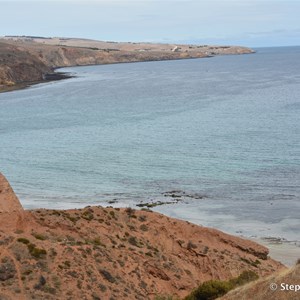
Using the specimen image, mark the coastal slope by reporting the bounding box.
[0,36,254,91]
[0,173,284,300]
[219,263,300,300]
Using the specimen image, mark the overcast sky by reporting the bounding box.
[1,0,299,47]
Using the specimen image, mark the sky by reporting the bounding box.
[1,0,299,47]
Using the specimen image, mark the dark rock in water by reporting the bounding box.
[163,190,186,198]
[43,72,72,81]
[162,190,206,200]
[136,200,177,208]
[186,193,206,200]
[108,200,118,204]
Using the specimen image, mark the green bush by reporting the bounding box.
[92,238,105,247]
[229,270,259,286]
[81,210,94,221]
[128,236,139,247]
[184,270,259,300]
[185,280,232,300]
[17,238,30,245]
[32,233,47,240]
[99,269,116,283]
[139,224,148,232]
[138,215,147,222]
[27,244,47,258]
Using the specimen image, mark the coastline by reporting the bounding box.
[0,54,245,94]
[18,194,299,268]
[0,71,73,94]
[0,36,254,94]
[153,207,299,268]
[0,54,239,94]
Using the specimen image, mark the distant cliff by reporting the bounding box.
[0,36,254,91]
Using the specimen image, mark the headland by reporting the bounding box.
[0,36,254,92]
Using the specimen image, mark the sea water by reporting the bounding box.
[0,47,299,248]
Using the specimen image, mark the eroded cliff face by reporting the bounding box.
[0,37,254,90]
[0,42,50,86]
[0,173,23,213]
[0,173,284,300]
[0,173,25,233]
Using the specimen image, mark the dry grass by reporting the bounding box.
[220,263,300,300]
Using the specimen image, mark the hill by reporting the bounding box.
[0,173,284,299]
[0,36,254,92]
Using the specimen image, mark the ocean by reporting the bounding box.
[1,46,299,251]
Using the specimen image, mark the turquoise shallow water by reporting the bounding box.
[0,47,299,244]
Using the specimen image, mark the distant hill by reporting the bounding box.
[0,36,254,92]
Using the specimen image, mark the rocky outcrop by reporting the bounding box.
[0,42,50,86]
[0,173,23,213]
[219,235,269,260]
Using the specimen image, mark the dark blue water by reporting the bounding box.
[1,47,299,243]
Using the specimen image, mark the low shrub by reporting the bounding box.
[139,224,148,232]
[92,238,105,247]
[32,233,47,240]
[99,269,116,283]
[138,215,147,222]
[125,207,135,216]
[187,241,197,250]
[229,270,259,286]
[185,280,232,300]
[17,238,30,245]
[128,236,139,247]
[27,244,47,258]
[81,210,94,221]
[184,270,259,300]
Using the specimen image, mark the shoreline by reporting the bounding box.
[252,238,300,267]
[16,191,299,268]
[20,197,299,267]
[1,56,217,94]
[0,71,73,94]
[0,36,254,94]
